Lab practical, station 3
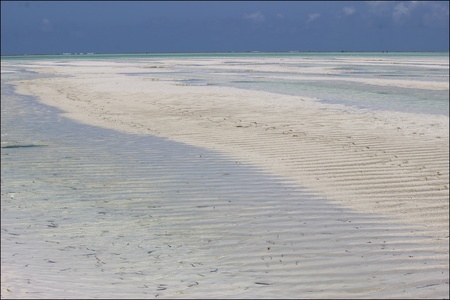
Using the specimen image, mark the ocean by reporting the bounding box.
[2,52,449,116]
[1,53,449,298]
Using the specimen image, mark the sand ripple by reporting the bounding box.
[2,56,449,298]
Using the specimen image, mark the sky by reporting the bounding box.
[1,1,449,55]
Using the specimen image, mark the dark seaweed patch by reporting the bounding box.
[1,144,48,149]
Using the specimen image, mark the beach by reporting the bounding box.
[1,54,449,298]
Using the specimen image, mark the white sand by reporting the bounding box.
[2,56,449,298]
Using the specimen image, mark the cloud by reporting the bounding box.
[243,11,265,23]
[392,2,417,24]
[365,1,449,27]
[306,13,321,24]
[422,2,450,28]
[342,6,356,16]
[366,1,392,16]
[41,18,52,32]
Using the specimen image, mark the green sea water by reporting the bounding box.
[1,51,449,60]
[2,65,448,299]
[1,52,449,116]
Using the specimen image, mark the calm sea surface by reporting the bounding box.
[1,53,449,297]
[0,60,345,297]
[2,52,449,115]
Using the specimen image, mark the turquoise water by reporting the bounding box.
[123,52,449,116]
[2,65,448,299]
[1,51,448,60]
[1,52,449,116]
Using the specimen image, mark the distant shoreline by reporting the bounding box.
[9,55,449,229]
[2,50,449,59]
[2,53,449,299]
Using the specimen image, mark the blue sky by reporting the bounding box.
[1,1,449,55]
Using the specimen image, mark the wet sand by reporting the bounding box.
[1,56,449,298]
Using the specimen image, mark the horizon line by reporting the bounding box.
[2,50,449,57]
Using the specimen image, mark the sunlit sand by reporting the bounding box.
[2,55,448,298]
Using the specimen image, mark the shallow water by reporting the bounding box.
[3,52,449,116]
[165,57,449,116]
[1,69,448,298]
[114,55,450,115]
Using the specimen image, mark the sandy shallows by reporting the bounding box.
[11,57,449,232]
[2,56,449,298]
